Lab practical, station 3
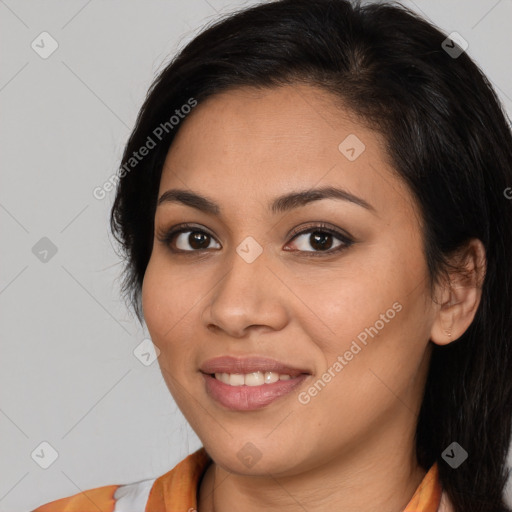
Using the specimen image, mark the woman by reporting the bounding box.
[33,0,512,511]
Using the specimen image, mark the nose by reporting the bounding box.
[201,244,289,338]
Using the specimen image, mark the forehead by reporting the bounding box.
[159,84,418,222]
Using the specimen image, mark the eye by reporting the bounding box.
[158,222,354,256]
[158,223,221,252]
[284,223,354,255]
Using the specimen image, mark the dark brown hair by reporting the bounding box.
[110,1,512,510]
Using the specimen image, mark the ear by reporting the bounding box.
[430,238,486,346]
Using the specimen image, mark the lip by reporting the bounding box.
[200,356,311,411]
[202,373,309,410]
[200,355,310,377]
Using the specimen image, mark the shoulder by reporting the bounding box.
[31,484,121,512]
[31,477,158,512]
[438,489,456,512]
[31,447,210,512]
[31,478,157,512]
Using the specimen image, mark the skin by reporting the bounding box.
[141,84,486,512]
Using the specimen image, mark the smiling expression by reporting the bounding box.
[141,83,437,476]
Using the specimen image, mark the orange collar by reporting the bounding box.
[146,447,443,512]
[404,462,443,512]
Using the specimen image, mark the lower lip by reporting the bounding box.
[202,373,309,411]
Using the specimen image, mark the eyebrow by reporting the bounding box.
[157,186,376,216]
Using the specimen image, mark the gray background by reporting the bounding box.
[1,1,511,510]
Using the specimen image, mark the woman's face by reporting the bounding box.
[142,84,438,476]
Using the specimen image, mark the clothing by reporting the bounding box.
[32,447,454,511]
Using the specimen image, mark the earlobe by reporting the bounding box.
[429,238,486,346]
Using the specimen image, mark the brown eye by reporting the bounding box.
[184,231,211,250]
[293,230,348,252]
[160,226,222,252]
[287,228,350,253]
[308,231,335,251]
[174,230,221,251]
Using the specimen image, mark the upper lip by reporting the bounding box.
[200,356,311,377]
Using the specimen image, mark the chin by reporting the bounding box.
[201,435,308,476]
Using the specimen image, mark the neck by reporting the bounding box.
[198,422,427,512]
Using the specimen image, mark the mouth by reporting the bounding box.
[200,355,310,376]
[210,371,299,386]
[200,356,311,410]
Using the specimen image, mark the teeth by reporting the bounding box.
[265,371,279,384]
[245,372,264,386]
[214,371,294,386]
[230,373,245,386]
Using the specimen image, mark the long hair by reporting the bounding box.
[109,1,512,510]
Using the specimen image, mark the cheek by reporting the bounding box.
[141,255,202,353]
[301,258,402,352]
[141,257,203,401]
[300,249,428,389]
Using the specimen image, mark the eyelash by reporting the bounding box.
[157,222,354,257]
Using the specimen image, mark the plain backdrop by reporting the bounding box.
[1,1,511,510]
